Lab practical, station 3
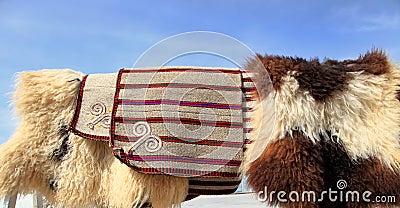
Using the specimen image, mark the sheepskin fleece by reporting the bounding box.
[245,50,400,207]
[0,69,188,208]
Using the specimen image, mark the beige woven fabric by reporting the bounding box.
[69,67,255,178]
[70,73,118,140]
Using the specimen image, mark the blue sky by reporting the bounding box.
[0,0,399,144]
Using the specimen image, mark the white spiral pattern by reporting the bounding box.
[336,179,347,190]
[87,102,110,129]
[129,122,162,153]
[90,102,106,116]
[144,135,163,152]
[132,122,150,137]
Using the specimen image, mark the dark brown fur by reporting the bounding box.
[51,124,71,162]
[295,59,349,101]
[345,158,400,207]
[246,131,324,208]
[326,49,390,75]
[245,54,300,99]
[319,135,355,208]
[321,136,400,207]
[50,124,70,192]
[247,129,400,208]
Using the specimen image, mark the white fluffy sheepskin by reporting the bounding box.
[246,61,400,171]
[0,69,188,208]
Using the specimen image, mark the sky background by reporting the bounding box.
[0,0,399,144]
[0,0,399,206]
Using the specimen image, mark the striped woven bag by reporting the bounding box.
[69,67,255,196]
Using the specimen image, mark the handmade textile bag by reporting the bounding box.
[69,67,254,195]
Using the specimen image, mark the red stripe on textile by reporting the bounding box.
[120,83,241,91]
[110,69,124,147]
[160,136,243,147]
[187,188,239,195]
[245,97,254,102]
[114,117,243,128]
[114,135,244,148]
[68,75,111,141]
[242,87,257,92]
[188,179,242,186]
[244,138,254,144]
[119,68,241,74]
[69,75,88,130]
[69,128,110,141]
[243,117,251,122]
[244,128,253,133]
[117,99,242,109]
[241,77,253,82]
[125,155,242,166]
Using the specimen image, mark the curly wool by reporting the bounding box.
[244,50,400,207]
[0,69,188,208]
[245,51,400,170]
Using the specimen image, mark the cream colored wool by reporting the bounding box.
[245,62,400,170]
[242,93,277,172]
[0,69,188,208]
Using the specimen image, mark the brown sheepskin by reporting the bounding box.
[245,49,400,208]
[246,130,324,208]
[246,49,391,101]
[320,135,400,207]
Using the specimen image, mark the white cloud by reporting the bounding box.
[355,13,400,32]
[330,3,400,32]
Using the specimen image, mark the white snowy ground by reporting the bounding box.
[182,193,269,208]
[1,194,33,208]
[2,193,271,208]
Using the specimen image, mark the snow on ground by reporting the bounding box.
[1,194,34,208]
[182,193,269,208]
[1,193,272,208]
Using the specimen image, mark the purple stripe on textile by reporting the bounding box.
[118,99,242,109]
[126,155,242,166]
[120,68,241,74]
[120,83,241,91]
